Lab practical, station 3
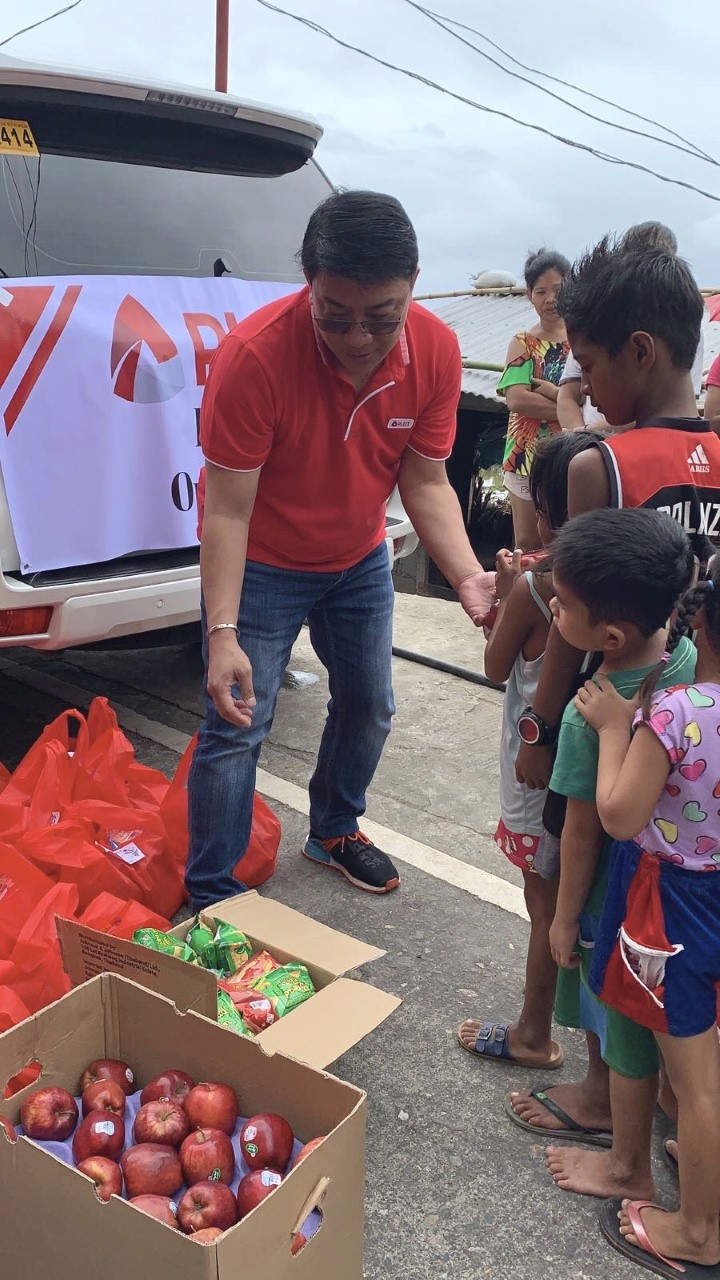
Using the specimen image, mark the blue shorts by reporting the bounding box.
[589,841,720,1038]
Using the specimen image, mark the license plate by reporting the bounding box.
[0,118,39,156]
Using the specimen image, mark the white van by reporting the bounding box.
[0,55,416,651]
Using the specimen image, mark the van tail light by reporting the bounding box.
[0,607,53,637]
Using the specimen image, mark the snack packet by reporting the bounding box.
[216,988,255,1037]
[218,985,277,1032]
[185,914,219,969]
[132,928,198,964]
[225,950,280,990]
[213,921,253,974]
[254,963,316,1017]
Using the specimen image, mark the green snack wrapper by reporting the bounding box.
[185,914,219,969]
[132,928,198,964]
[254,963,316,1018]
[213,921,253,974]
[217,988,255,1037]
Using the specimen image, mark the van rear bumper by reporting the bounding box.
[0,566,201,650]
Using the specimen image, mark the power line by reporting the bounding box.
[422,4,715,165]
[0,1,84,49]
[255,0,720,205]
[407,1,717,168]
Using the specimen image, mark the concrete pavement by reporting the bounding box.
[0,595,677,1279]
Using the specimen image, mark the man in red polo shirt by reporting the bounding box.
[187,190,493,909]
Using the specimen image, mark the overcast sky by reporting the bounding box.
[7,0,720,292]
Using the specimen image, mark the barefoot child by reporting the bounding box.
[576,556,720,1276]
[542,508,696,1203]
[458,431,602,1069]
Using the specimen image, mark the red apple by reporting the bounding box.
[20,1087,79,1142]
[293,1136,325,1166]
[133,1100,190,1149]
[121,1143,183,1198]
[77,1156,124,1202]
[82,1079,126,1119]
[184,1083,238,1136]
[236,1169,282,1219]
[180,1128,235,1186]
[129,1195,179,1229]
[79,1058,135,1096]
[0,1114,17,1143]
[72,1109,125,1163]
[291,1232,308,1256]
[178,1180,237,1234]
[191,1227,223,1244]
[140,1069,195,1107]
[240,1113,293,1173]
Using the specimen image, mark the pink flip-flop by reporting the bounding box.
[598,1198,720,1278]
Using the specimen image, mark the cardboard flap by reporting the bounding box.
[210,893,386,977]
[256,978,402,1070]
[56,918,217,1019]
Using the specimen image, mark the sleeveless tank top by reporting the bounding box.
[597,418,720,559]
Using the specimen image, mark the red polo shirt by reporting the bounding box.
[199,287,461,571]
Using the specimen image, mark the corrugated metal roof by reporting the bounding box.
[427,292,720,405]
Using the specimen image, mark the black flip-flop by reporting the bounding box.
[598,1198,720,1278]
[504,1088,613,1148]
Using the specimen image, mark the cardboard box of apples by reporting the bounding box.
[0,972,368,1280]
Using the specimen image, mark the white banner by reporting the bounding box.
[0,276,297,573]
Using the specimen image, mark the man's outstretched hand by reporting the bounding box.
[457,568,497,627]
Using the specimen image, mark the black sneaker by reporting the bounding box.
[302,831,400,893]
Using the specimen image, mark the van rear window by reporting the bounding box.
[0,152,331,279]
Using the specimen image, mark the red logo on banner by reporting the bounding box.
[0,284,81,435]
[111,295,185,403]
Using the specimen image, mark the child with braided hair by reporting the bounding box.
[574,549,720,1276]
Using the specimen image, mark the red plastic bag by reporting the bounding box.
[0,882,78,1015]
[17,816,136,910]
[75,698,170,812]
[0,763,9,795]
[64,799,185,918]
[77,892,171,940]
[160,735,281,888]
[0,738,76,841]
[0,844,55,960]
[0,986,31,1034]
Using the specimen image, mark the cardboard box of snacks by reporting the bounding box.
[0,973,367,1280]
[57,891,400,1070]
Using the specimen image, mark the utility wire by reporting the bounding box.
[422,4,715,165]
[0,0,84,49]
[407,0,717,168]
[255,0,720,205]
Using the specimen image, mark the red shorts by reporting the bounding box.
[494,819,540,872]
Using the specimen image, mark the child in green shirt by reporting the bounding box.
[547,509,695,1204]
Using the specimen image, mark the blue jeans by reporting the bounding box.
[186,542,396,909]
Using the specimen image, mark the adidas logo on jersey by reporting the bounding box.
[688,443,710,473]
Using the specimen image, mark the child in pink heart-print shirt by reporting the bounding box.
[574,552,720,1276]
[632,683,720,870]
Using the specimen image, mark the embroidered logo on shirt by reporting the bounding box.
[688,443,710,473]
[386,417,414,430]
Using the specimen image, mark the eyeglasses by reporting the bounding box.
[312,311,405,336]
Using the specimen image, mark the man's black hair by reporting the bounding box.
[620,220,678,255]
[529,430,604,532]
[300,190,418,284]
[557,236,703,369]
[523,248,570,292]
[553,508,694,636]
